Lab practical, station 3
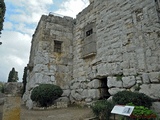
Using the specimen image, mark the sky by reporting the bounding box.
[0,0,89,82]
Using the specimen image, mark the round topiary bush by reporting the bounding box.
[112,91,154,108]
[31,84,63,107]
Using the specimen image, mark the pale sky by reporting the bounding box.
[0,0,89,82]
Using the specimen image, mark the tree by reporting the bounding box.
[8,67,19,82]
[0,0,6,35]
[22,67,27,96]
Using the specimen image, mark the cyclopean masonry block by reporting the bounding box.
[24,0,160,114]
[3,82,23,120]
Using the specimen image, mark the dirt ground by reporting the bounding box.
[20,105,94,120]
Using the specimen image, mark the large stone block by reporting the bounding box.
[81,89,88,99]
[148,72,160,83]
[33,64,48,72]
[139,84,160,99]
[70,82,80,90]
[55,97,70,105]
[107,76,123,88]
[142,73,150,83]
[108,88,125,95]
[88,89,100,99]
[122,76,136,88]
[87,79,100,89]
[62,90,71,97]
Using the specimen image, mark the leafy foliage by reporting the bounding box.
[0,0,6,35]
[126,103,157,119]
[22,67,27,96]
[7,67,19,82]
[112,91,153,108]
[31,84,63,107]
[91,100,114,120]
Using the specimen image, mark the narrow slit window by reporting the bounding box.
[54,40,62,53]
[86,29,93,37]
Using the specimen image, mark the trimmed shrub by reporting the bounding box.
[31,84,63,107]
[91,100,115,120]
[112,91,153,108]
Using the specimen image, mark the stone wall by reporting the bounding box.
[23,14,74,108]
[71,0,160,111]
[3,82,23,120]
[25,0,160,114]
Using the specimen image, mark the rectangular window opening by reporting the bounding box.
[54,40,62,53]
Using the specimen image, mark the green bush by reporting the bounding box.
[91,100,115,120]
[112,91,153,108]
[31,84,63,107]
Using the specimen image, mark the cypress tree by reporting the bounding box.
[22,67,27,95]
[8,67,19,82]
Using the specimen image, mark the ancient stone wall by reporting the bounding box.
[25,0,160,115]
[23,14,74,108]
[71,0,160,110]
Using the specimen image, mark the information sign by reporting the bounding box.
[111,105,134,116]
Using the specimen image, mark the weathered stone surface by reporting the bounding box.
[0,93,4,105]
[142,73,150,83]
[55,97,70,105]
[0,98,4,105]
[25,0,160,115]
[122,76,136,88]
[139,84,160,99]
[148,72,160,83]
[70,82,80,90]
[81,89,88,99]
[109,88,125,96]
[4,82,23,96]
[87,79,100,89]
[85,98,92,103]
[107,77,123,88]
[26,99,33,110]
[70,90,82,101]
[88,89,100,99]
[62,90,70,97]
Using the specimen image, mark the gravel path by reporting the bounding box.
[20,105,94,120]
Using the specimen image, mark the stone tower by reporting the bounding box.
[23,14,74,108]
[24,0,160,115]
